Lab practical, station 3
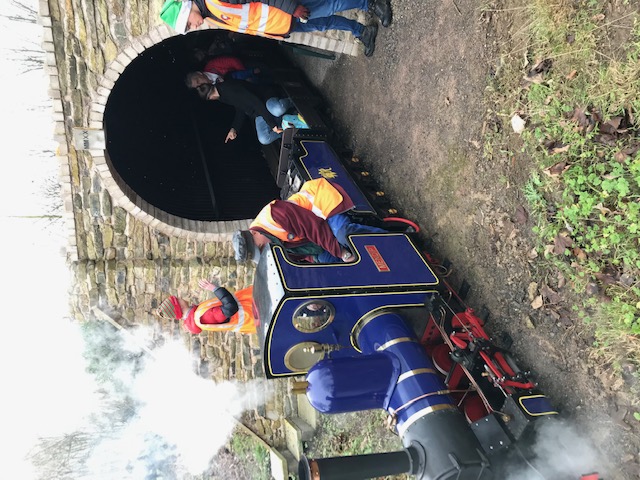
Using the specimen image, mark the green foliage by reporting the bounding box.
[492,0,640,372]
[227,430,270,480]
[305,411,410,479]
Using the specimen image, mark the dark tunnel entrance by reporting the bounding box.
[104,31,284,222]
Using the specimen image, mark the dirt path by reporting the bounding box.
[290,0,640,478]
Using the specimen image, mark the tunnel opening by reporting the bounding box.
[104,31,285,222]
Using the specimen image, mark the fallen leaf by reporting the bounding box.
[511,114,526,134]
[594,202,612,215]
[531,295,544,309]
[528,58,552,76]
[523,59,553,85]
[614,150,628,163]
[543,161,569,177]
[600,117,622,135]
[573,247,587,261]
[570,107,590,128]
[540,284,561,304]
[594,133,618,146]
[528,282,539,302]
[557,272,566,289]
[566,70,578,80]
[553,233,573,255]
[550,144,570,154]
[528,248,538,260]
[626,107,635,125]
[548,309,561,320]
[524,72,544,84]
[613,144,640,163]
[515,205,529,224]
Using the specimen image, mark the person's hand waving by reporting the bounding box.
[198,279,217,291]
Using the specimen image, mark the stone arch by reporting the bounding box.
[45,6,362,261]
[85,24,252,242]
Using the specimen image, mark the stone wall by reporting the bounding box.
[38,0,335,453]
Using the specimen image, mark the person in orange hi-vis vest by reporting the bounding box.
[233,178,388,264]
[160,0,394,57]
[155,279,256,335]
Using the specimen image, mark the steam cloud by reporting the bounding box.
[3,317,274,479]
[81,322,276,478]
[505,417,604,480]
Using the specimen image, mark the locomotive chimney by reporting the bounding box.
[298,449,418,480]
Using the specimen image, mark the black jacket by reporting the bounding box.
[216,79,279,132]
[214,287,239,319]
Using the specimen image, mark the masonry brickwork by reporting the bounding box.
[39,0,354,455]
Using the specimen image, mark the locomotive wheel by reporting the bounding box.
[431,343,453,375]
[463,394,489,423]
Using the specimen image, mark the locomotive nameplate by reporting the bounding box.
[364,245,390,272]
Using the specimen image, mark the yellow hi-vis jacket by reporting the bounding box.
[204,0,293,38]
[194,286,256,334]
[250,178,345,242]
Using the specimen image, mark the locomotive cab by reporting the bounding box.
[252,232,440,378]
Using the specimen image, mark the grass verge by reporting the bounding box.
[486,0,640,387]
[304,410,411,480]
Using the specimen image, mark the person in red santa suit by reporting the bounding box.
[155,279,256,335]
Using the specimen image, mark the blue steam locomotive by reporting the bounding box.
[251,87,599,480]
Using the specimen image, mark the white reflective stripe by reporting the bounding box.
[299,191,315,203]
[311,205,324,218]
[232,293,245,331]
[257,4,270,34]
[256,209,287,233]
[297,191,326,219]
[209,1,250,32]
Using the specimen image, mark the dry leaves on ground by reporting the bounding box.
[553,232,573,255]
[543,160,570,177]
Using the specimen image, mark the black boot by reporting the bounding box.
[370,0,392,28]
[358,24,378,57]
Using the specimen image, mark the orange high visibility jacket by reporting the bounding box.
[250,178,345,242]
[194,286,256,334]
[204,0,293,38]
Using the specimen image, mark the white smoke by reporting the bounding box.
[0,316,100,480]
[505,417,605,480]
[80,324,275,478]
[1,1,276,476]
